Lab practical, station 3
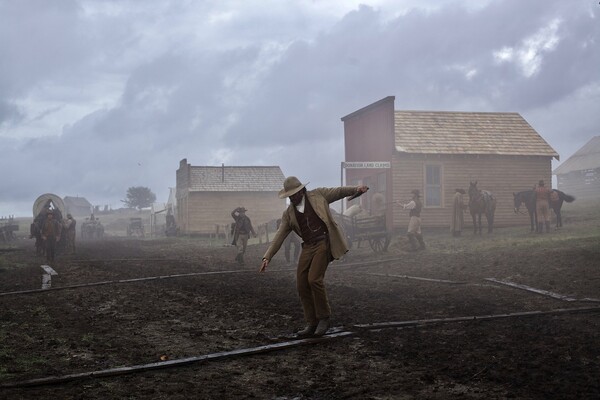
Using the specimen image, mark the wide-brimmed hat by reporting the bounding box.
[238,207,247,212]
[538,180,545,186]
[278,176,308,199]
[411,189,420,197]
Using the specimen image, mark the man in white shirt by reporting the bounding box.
[402,189,425,251]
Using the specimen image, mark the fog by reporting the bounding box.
[1,0,598,217]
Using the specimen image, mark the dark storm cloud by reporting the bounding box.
[0,0,598,215]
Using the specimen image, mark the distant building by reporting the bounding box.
[341,96,559,229]
[553,136,600,199]
[150,188,178,237]
[176,159,286,235]
[63,196,92,217]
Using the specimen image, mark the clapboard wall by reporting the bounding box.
[179,191,285,235]
[392,153,552,229]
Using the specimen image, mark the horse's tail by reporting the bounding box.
[556,190,576,203]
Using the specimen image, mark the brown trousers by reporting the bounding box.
[296,239,331,324]
[536,200,550,223]
[236,233,249,256]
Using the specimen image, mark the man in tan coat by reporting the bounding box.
[260,176,368,337]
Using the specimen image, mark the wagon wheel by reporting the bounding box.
[369,234,390,252]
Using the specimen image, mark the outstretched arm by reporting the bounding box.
[319,185,369,204]
[260,210,292,272]
[259,258,269,272]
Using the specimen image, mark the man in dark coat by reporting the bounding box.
[231,207,256,265]
[41,210,62,263]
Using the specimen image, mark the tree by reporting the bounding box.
[122,186,156,210]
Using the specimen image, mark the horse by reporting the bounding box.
[513,189,575,231]
[513,190,538,232]
[29,221,45,256]
[468,181,497,234]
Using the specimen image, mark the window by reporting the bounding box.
[425,165,441,207]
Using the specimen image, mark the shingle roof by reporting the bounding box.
[189,166,285,192]
[553,136,600,175]
[394,111,559,159]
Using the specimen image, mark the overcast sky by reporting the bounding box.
[1,0,598,217]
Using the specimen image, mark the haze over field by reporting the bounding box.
[1,0,598,216]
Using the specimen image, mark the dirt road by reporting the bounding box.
[0,214,599,399]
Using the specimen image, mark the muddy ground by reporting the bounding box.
[0,207,599,399]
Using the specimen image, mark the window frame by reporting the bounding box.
[423,163,443,208]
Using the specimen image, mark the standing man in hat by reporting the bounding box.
[260,176,368,337]
[402,189,425,251]
[231,207,256,265]
[451,188,467,237]
[41,210,62,263]
[63,213,77,254]
[534,179,552,233]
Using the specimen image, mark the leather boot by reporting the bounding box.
[545,222,551,233]
[537,223,544,233]
[313,318,331,337]
[297,324,317,337]
[416,234,426,250]
[407,233,418,252]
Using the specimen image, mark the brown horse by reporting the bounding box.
[468,181,497,234]
[513,189,575,231]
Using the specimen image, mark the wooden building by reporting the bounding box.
[63,196,92,217]
[176,159,286,235]
[341,96,559,230]
[553,136,600,199]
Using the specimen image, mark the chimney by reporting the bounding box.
[222,163,225,182]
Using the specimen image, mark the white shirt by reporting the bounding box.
[403,200,416,210]
[294,196,306,213]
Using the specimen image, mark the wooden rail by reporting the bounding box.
[2,306,599,388]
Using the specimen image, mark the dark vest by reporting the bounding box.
[409,198,422,217]
[236,216,252,234]
[295,197,328,242]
